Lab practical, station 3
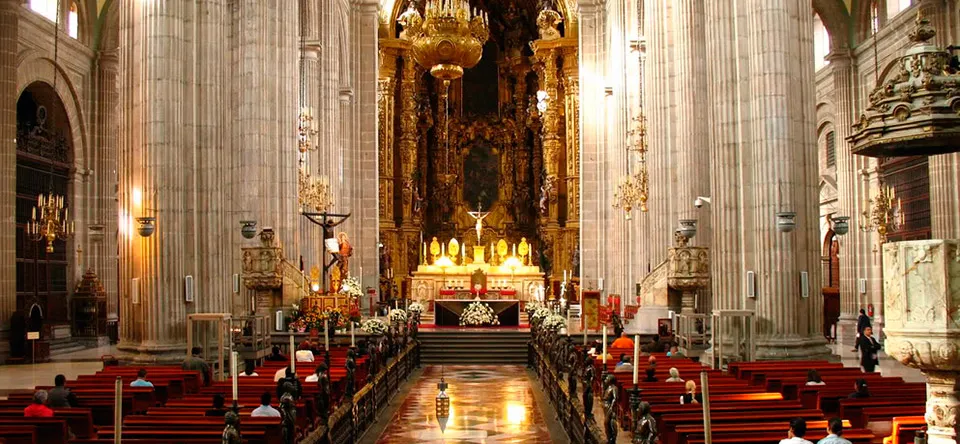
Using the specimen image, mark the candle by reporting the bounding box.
[461,245,466,264]
[602,326,607,364]
[583,320,588,344]
[442,243,446,257]
[350,322,355,347]
[231,351,238,401]
[566,311,571,337]
[31,207,35,220]
[512,244,516,257]
[324,319,329,351]
[395,300,399,309]
[564,269,568,282]
[289,334,296,374]
[633,334,640,385]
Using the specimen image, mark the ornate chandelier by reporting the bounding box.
[399,0,489,81]
[859,183,902,244]
[613,114,650,218]
[299,168,335,213]
[295,1,333,213]
[26,192,74,253]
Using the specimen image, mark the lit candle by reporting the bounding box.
[231,351,238,402]
[461,246,466,264]
[633,334,640,385]
[324,319,329,351]
[441,243,446,257]
[563,269,568,282]
[602,326,607,364]
[512,244,516,257]
[31,207,35,220]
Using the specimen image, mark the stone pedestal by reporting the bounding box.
[882,240,960,444]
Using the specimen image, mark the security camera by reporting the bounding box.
[694,196,711,208]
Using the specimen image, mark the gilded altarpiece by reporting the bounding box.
[376,5,580,297]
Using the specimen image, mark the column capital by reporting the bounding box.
[825,49,853,67]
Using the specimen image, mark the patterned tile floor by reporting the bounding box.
[375,365,554,443]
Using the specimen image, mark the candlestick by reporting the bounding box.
[289,334,296,374]
[632,334,640,385]
[323,319,329,351]
[602,326,607,364]
[231,351,238,401]
[350,322,355,347]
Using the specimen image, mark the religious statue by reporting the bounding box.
[345,351,357,397]
[397,1,422,40]
[221,411,242,444]
[314,363,331,425]
[603,374,619,444]
[413,186,424,217]
[633,401,658,444]
[466,202,490,243]
[337,232,353,278]
[567,342,579,398]
[536,8,563,40]
[280,393,297,444]
[582,355,595,418]
[611,313,624,339]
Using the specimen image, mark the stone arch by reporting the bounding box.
[812,0,851,51]
[16,51,89,171]
[69,0,94,45]
[97,0,119,51]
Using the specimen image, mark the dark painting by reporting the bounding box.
[463,144,499,211]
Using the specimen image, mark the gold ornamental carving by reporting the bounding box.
[242,229,285,291]
[398,0,489,81]
[666,246,710,291]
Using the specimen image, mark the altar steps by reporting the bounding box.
[418,330,530,364]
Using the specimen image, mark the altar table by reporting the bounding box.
[434,299,521,327]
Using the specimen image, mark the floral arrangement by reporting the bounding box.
[525,301,544,315]
[388,308,408,324]
[460,300,500,326]
[288,304,350,331]
[361,318,388,336]
[408,302,425,316]
[339,276,363,299]
[541,314,566,332]
[530,307,551,325]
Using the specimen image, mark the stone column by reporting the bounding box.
[299,0,322,268]
[672,0,708,233]
[353,0,381,287]
[929,153,960,239]
[0,0,18,354]
[578,0,605,288]
[827,50,862,347]
[95,50,120,325]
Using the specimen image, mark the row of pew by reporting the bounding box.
[0,347,369,444]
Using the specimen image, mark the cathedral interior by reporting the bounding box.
[1,0,960,443]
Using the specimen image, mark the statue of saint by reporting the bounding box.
[337,232,353,280]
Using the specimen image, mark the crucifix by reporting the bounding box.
[466,202,490,244]
[301,211,352,293]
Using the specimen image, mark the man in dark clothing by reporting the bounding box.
[183,347,211,385]
[853,309,871,352]
[47,374,79,408]
[641,335,661,354]
[265,346,287,362]
[857,326,881,373]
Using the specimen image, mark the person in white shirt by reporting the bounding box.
[805,369,826,386]
[274,366,289,382]
[239,361,258,377]
[779,417,814,444]
[251,392,281,417]
[816,418,852,444]
[665,367,684,383]
[305,363,326,383]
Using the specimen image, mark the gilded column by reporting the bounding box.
[534,46,561,223]
[561,46,580,277]
[827,50,862,346]
[398,48,421,277]
[0,0,17,351]
[378,45,398,226]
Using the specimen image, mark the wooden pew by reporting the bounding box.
[0,418,68,444]
[0,426,36,444]
[0,408,95,439]
[659,409,824,444]
[883,416,926,444]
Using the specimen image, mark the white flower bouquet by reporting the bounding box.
[525,301,544,315]
[388,308,408,324]
[339,276,363,299]
[408,302,425,316]
[530,307,551,324]
[541,314,566,332]
[459,300,500,326]
[361,318,388,336]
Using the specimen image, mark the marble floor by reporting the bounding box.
[374,365,555,443]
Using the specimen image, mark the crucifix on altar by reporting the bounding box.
[465,202,490,244]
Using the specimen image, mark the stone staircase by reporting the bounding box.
[418,329,530,365]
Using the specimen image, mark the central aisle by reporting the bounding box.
[375,365,553,443]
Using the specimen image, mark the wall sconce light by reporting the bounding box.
[135,217,156,237]
[832,216,850,236]
[240,220,258,239]
[775,211,796,233]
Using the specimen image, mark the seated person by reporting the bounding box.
[24,390,53,417]
[182,346,211,385]
[47,374,79,408]
[668,345,686,359]
[240,361,259,377]
[265,345,287,362]
[205,393,229,417]
[614,355,634,373]
[251,392,281,417]
[647,355,658,368]
[295,342,315,363]
[665,367,684,383]
[276,367,302,400]
[130,368,154,388]
[680,380,702,404]
[643,367,658,382]
[779,417,814,444]
[816,417,852,444]
[305,363,327,383]
[610,332,635,349]
[805,369,825,386]
[848,379,870,399]
[641,335,662,354]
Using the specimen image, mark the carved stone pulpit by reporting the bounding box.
[667,244,710,314]
[241,228,307,316]
[882,240,960,444]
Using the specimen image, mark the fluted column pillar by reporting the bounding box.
[578,0,605,287]
[0,0,18,352]
[827,50,862,347]
[398,50,421,276]
[562,46,580,279]
[378,46,398,226]
[929,153,960,239]
[299,0,322,269]
[353,0,381,288]
[95,50,120,325]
